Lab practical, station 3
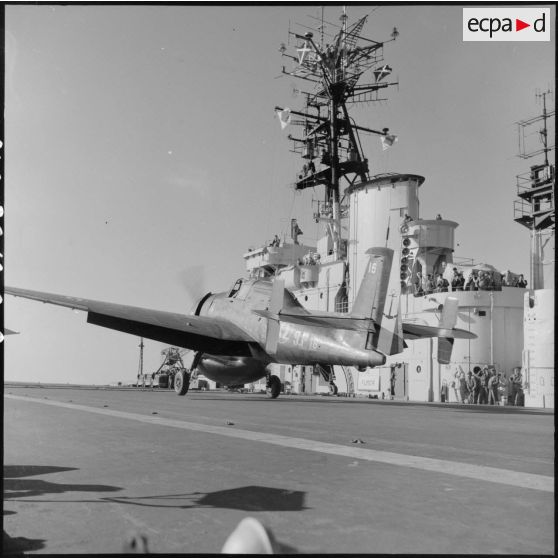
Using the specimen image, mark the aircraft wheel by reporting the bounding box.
[266,375,281,399]
[329,382,338,396]
[174,370,190,396]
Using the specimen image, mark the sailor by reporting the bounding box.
[478,271,490,290]
[488,373,501,405]
[471,367,482,404]
[479,369,490,404]
[466,372,475,404]
[424,274,435,294]
[457,370,468,404]
[435,274,445,292]
[517,274,527,288]
[435,213,442,220]
[509,368,523,406]
[451,268,461,291]
[471,272,480,291]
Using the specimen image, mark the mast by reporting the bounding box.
[513,89,555,290]
[277,8,398,260]
[137,337,144,382]
[539,90,551,167]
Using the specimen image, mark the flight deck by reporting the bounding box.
[3,385,554,555]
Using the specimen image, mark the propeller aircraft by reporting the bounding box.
[5,247,475,399]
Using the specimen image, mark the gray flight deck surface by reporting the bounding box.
[3,386,554,555]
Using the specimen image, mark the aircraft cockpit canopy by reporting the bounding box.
[228,279,243,298]
[228,279,252,300]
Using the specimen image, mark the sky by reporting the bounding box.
[3,3,555,385]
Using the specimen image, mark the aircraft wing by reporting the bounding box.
[401,321,476,340]
[5,287,257,356]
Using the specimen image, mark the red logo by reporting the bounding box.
[516,19,531,32]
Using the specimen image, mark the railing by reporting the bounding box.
[514,199,532,221]
[516,171,533,196]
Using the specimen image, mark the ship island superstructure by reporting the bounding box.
[242,11,553,407]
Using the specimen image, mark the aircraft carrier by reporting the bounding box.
[3,7,555,556]
[242,9,555,409]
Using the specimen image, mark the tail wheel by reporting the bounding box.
[329,382,338,396]
[174,370,190,396]
[266,375,281,399]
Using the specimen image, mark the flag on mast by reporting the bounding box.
[374,64,392,82]
[277,108,292,130]
[381,133,398,150]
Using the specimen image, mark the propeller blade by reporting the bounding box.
[177,265,208,310]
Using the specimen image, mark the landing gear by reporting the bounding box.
[316,364,338,396]
[174,370,190,396]
[266,375,281,399]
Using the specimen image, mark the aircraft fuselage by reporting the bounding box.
[195,278,385,384]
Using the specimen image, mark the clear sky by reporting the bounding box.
[4,4,555,384]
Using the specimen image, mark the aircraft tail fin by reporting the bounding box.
[264,278,284,355]
[351,248,403,356]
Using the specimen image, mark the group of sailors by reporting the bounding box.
[301,252,321,266]
[443,367,525,406]
[413,267,527,296]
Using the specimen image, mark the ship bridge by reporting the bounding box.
[244,241,315,278]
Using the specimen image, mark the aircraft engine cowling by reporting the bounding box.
[197,356,268,386]
[192,292,214,316]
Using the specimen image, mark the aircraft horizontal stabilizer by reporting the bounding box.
[253,309,377,333]
[401,322,476,340]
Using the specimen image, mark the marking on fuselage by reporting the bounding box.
[5,394,553,494]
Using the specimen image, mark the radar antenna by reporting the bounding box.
[277,8,398,259]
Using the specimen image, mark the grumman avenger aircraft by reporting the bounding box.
[6,247,475,399]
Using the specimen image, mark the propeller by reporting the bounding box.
[177,265,211,314]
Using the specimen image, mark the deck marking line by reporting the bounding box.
[6,394,553,493]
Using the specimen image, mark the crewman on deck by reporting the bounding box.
[509,368,523,406]
[466,372,475,404]
[424,274,435,294]
[472,367,482,404]
[488,373,501,405]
